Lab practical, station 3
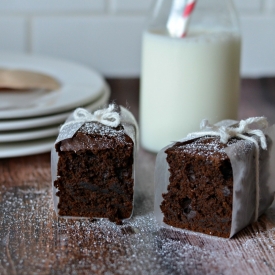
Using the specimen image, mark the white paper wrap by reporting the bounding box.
[154,120,275,238]
[51,105,138,220]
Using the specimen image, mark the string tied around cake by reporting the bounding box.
[60,104,121,132]
[188,116,268,222]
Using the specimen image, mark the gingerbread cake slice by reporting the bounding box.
[52,105,137,224]
[155,118,275,238]
[160,137,239,237]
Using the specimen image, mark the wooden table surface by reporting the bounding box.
[1,78,275,275]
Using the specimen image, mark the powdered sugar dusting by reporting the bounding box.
[73,122,133,149]
[1,149,275,274]
[174,136,242,162]
[80,122,125,138]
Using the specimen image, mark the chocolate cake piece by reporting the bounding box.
[54,121,134,223]
[160,136,239,238]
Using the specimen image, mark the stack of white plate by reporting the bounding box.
[0,53,110,158]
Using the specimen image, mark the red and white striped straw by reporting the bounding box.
[181,0,197,37]
[166,0,197,38]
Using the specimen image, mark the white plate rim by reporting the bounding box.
[0,52,105,119]
[0,84,110,131]
[0,137,56,158]
[0,86,110,143]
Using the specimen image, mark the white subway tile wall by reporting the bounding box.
[265,0,275,13]
[0,0,274,77]
[0,0,105,13]
[112,0,153,13]
[233,0,263,12]
[32,16,145,76]
[0,17,27,52]
[241,15,275,76]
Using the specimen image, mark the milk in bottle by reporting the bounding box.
[140,0,241,152]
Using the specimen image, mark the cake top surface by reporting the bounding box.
[79,121,125,137]
[58,121,133,152]
[166,136,240,161]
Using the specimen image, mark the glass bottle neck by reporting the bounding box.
[146,0,240,36]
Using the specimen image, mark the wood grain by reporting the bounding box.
[1,78,275,275]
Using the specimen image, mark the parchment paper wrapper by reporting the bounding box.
[154,120,275,238]
[51,105,138,220]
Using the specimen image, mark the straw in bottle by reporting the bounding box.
[167,0,197,38]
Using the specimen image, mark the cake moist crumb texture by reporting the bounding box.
[54,121,134,223]
[161,136,238,238]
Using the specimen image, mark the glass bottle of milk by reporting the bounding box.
[140,0,241,152]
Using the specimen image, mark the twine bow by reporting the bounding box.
[188,117,268,222]
[60,104,120,132]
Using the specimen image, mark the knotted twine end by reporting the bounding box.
[195,117,268,150]
[60,104,121,132]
